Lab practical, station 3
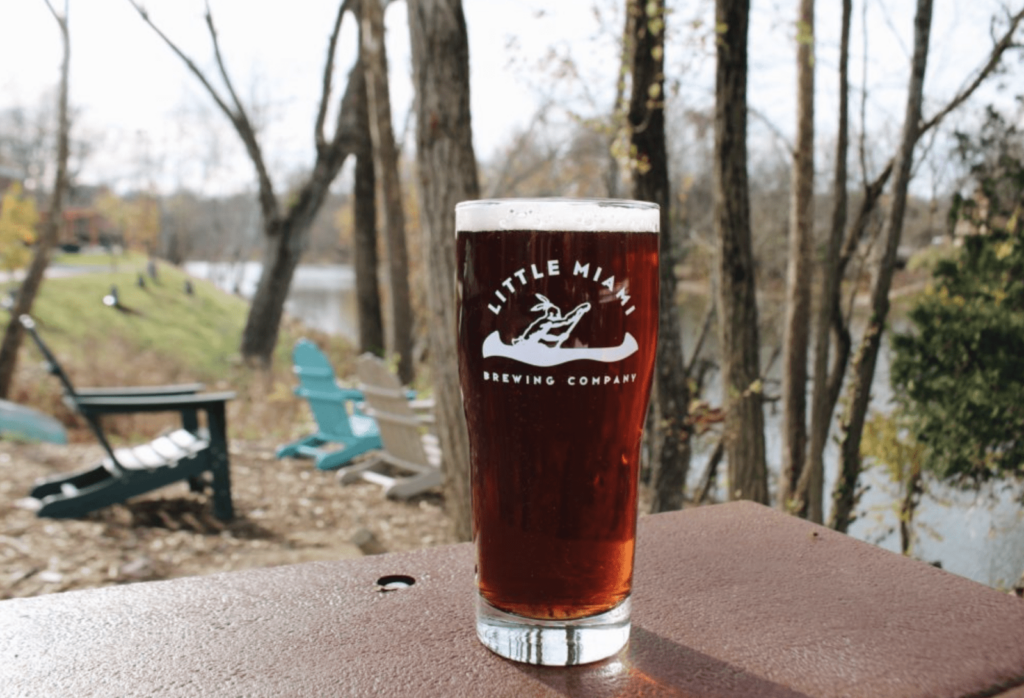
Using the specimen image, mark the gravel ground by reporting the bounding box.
[0,438,457,600]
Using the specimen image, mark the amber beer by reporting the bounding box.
[456,198,658,665]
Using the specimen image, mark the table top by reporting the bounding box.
[3,501,1024,697]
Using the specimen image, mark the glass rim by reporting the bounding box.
[456,197,658,211]
[455,197,659,233]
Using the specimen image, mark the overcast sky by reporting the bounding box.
[2,0,1019,195]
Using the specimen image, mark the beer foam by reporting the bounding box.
[456,198,659,233]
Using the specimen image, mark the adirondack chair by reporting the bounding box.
[18,315,236,520]
[0,398,67,444]
[335,353,442,499]
[275,339,383,471]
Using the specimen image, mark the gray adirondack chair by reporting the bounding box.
[335,353,442,499]
[18,315,236,520]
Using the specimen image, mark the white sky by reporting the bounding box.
[1,0,1019,195]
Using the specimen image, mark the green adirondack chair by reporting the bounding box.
[275,339,383,471]
[18,315,236,520]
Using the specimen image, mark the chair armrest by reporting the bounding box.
[73,391,236,416]
[295,387,364,402]
[75,383,205,398]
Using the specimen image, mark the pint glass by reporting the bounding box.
[455,198,659,665]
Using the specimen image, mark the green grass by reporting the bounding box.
[11,255,360,442]
[51,250,150,268]
[33,261,247,379]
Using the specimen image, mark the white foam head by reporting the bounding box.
[455,198,659,233]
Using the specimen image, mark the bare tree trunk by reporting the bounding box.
[830,0,934,533]
[714,0,768,504]
[626,0,692,512]
[352,61,386,357]
[695,437,725,504]
[361,0,415,384]
[797,0,850,524]
[240,130,359,364]
[0,0,69,399]
[407,0,479,541]
[779,0,815,513]
[900,465,922,556]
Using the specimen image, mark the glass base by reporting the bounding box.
[475,595,631,666]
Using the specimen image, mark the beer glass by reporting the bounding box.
[455,198,659,665]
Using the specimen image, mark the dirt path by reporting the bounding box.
[1,438,456,599]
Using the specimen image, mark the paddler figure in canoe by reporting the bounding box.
[512,294,591,348]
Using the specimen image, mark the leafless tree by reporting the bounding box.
[779,0,815,514]
[0,0,70,398]
[714,0,768,503]
[351,62,387,358]
[796,0,851,524]
[406,0,479,541]
[128,0,363,367]
[624,0,692,512]
[830,0,935,532]
[361,0,415,383]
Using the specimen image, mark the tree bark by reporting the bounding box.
[900,464,922,556]
[779,0,815,513]
[626,0,691,512]
[713,0,768,504]
[830,0,934,533]
[361,0,415,384]
[0,0,69,399]
[406,0,479,541]
[352,61,386,357]
[797,0,849,524]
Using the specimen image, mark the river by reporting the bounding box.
[186,261,1024,589]
[184,261,360,342]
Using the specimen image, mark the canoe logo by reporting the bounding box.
[483,284,638,367]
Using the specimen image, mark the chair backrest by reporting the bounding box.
[355,354,426,466]
[19,315,79,399]
[19,315,118,460]
[292,339,359,439]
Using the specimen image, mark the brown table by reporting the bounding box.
[3,501,1024,697]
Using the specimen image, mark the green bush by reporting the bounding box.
[890,106,1024,483]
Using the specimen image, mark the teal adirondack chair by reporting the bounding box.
[275,339,383,471]
[0,399,67,444]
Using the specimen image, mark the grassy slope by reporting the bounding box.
[10,253,359,443]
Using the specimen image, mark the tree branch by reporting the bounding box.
[126,0,279,225]
[41,0,64,23]
[201,2,277,221]
[315,0,352,152]
[919,8,1024,134]
[126,1,234,127]
[685,299,715,379]
[839,6,1024,276]
[204,1,250,129]
[748,104,794,158]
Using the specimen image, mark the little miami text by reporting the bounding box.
[486,260,636,316]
